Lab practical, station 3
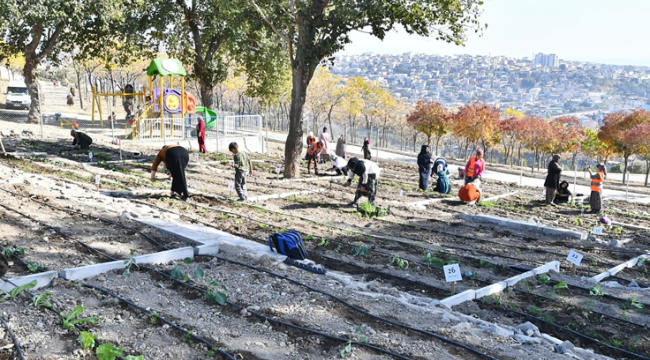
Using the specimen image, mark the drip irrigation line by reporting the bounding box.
[0,313,25,360]
[0,277,125,360]
[0,197,420,360]
[82,283,235,360]
[500,307,650,360]
[134,263,415,360]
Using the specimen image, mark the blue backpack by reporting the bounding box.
[268,231,308,260]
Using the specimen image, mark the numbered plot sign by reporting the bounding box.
[443,264,462,283]
[593,226,603,235]
[194,153,199,160]
[95,175,101,184]
[567,250,583,266]
[88,152,93,160]
[228,183,234,191]
[399,190,404,197]
[275,167,281,174]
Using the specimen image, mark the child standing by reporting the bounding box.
[229,142,252,201]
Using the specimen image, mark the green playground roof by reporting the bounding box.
[146,58,187,77]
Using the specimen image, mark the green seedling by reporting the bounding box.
[206,347,220,357]
[479,201,496,209]
[630,297,644,309]
[207,280,227,305]
[317,238,330,247]
[123,249,139,275]
[258,223,268,229]
[149,311,159,325]
[78,331,97,350]
[333,245,342,253]
[27,262,44,272]
[566,322,579,331]
[170,265,184,279]
[537,274,551,284]
[60,305,99,330]
[553,281,568,290]
[340,338,353,358]
[589,284,606,296]
[529,305,541,316]
[2,247,25,258]
[0,280,37,303]
[305,234,315,241]
[32,292,54,309]
[181,331,195,344]
[95,343,129,360]
[351,245,370,257]
[387,256,409,271]
[219,213,230,220]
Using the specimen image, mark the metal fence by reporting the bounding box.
[130,114,263,141]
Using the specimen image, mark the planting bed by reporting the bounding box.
[3,137,650,359]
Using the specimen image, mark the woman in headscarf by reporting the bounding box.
[71,129,92,150]
[417,145,432,190]
[362,137,371,160]
[464,149,485,184]
[196,116,207,153]
[543,154,562,206]
[319,126,331,163]
[433,169,451,194]
[554,180,573,204]
[336,135,346,158]
[588,164,606,214]
[151,145,190,200]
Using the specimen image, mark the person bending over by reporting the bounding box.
[151,145,190,200]
[71,129,92,150]
[343,157,381,206]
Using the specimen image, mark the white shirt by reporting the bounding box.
[332,157,347,169]
[348,159,381,184]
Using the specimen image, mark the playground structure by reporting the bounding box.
[91,84,146,126]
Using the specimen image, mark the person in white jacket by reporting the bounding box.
[343,157,381,205]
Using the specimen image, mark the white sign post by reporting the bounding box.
[567,250,583,276]
[593,226,603,235]
[95,175,101,191]
[88,152,93,161]
[399,189,404,197]
[275,167,281,174]
[228,182,234,197]
[443,263,462,295]
[195,153,199,161]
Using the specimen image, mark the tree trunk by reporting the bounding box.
[645,160,650,187]
[435,136,440,156]
[199,78,215,109]
[622,154,629,184]
[76,71,84,110]
[24,57,41,124]
[284,65,310,178]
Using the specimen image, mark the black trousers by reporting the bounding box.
[166,147,189,198]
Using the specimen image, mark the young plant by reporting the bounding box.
[351,245,370,257]
[123,249,139,275]
[207,280,227,305]
[149,311,159,325]
[630,297,644,309]
[95,344,123,360]
[340,338,353,358]
[537,274,551,284]
[387,256,409,271]
[553,281,568,290]
[1,247,25,258]
[27,262,44,272]
[589,284,607,296]
[78,331,97,350]
[32,292,54,309]
[317,238,330,247]
[60,305,99,330]
[0,280,37,303]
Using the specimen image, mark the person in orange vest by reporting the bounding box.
[587,163,606,214]
[306,131,316,147]
[306,140,324,175]
[458,178,482,204]
[463,149,485,184]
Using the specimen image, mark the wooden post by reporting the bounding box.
[450,282,456,296]
[571,263,576,276]
[97,85,103,127]
[181,76,186,140]
[169,76,174,137]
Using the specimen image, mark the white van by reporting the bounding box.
[4,81,31,110]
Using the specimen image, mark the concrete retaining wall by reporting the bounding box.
[457,214,587,240]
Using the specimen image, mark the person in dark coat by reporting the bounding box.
[71,129,93,150]
[417,145,432,190]
[151,145,190,200]
[336,135,346,158]
[362,137,371,160]
[543,154,562,206]
[554,180,573,204]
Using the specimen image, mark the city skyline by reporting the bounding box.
[340,0,650,67]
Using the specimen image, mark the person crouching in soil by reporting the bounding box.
[458,178,482,205]
[230,142,252,201]
[555,180,573,204]
[71,129,92,150]
[344,157,381,206]
[588,164,606,214]
[544,154,562,206]
[151,145,190,200]
[330,154,348,175]
[433,170,451,194]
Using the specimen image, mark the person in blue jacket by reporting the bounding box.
[417,145,432,190]
[432,157,450,176]
[433,170,451,194]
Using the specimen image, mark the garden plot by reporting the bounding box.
[4,138,147,163]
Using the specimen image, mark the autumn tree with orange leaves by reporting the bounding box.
[499,116,528,166]
[550,116,585,170]
[523,116,554,172]
[453,102,501,160]
[623,123,650,186]
[599,109,650,183]
[406,100,451,154]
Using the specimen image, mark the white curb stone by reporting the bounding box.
[247,188,325,202]
[457,214,588,240]
[0,271,58,292]
[589,253,649,283]
[474,281,508,300]
[279,175,345,183]
[439,290,476,308]
[194,244,220,255]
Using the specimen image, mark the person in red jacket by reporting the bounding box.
[196,117,207,153]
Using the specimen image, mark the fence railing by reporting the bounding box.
[128,114,263,141]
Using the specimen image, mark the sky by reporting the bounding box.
[340,0,650,67]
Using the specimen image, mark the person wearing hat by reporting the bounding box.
[464,149,485,184]
[306,131,316,147]
[588,164,606,214]
[196,116,207,153]
[343,157,381,206]
[330,154,348,175]
[319,126,331,163]
[544,154,562,206]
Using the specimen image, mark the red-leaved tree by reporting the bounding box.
[550,116,585,170]
[599,109,650,183]
[623,123,650,186]
[523,116,554,172]
[406,100,451,154]
[453,101,501,160]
